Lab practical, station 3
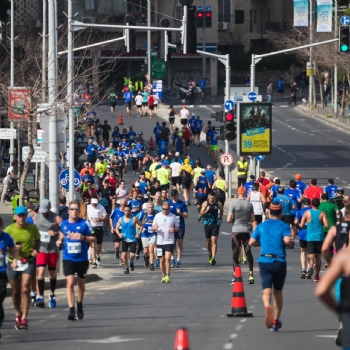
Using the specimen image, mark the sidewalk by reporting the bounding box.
[296,104,350,134]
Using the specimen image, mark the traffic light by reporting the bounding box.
[224,112,236,141]
[339,25,350,53]
[197,8,203,27]
[205,10,212,27]
[157,18,171,60]
[186,6,197,53]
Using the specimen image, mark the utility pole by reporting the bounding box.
[309,0,313,108]
[334,0,338,117]
[67,0,75,201]
[9,0,15,164]
[202,0,206,79]
[48,0,59,212]
[40,0,47,201]
[147,0,151,82]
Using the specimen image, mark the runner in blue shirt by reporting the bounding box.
[153,122,162,146]
[129,143,140,174]
[84,139,97,163]
[207,126,219,162]
[123,91,134,117]
[128,126,137,143]
[57,200,95,321]
[128,190,142,217]
[244,175,256,198]
[324,178,338,199]
[158,139,168,156]
[269,178,282,200]
[199,78,206,99]
[249,201,291,332]
[110,198,127,261]
[111,126,120,147]
[295,174,307,195]
[205,165,216,187]
[137,173,149,202]
[168,189,188,267]
[188,113,196,143]
[194,116,203,146]
[136,138,145,170]
[294,198,311,279]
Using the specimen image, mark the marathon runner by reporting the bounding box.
[110,198,127,263]
[247,182,266,225]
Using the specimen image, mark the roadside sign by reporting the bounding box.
[248,92,257,101]
[59,169,81,191]
[0,128,16,139]
[340,15,350,25]
[22,146,47,162]
[37,129,43,144]
[237,103,272,155]
[220,153,233,166]
[224,99,235,111]
[256,155,265,161]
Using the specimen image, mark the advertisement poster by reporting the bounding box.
[8,87,31,120]
[294,0,309,27]
[316,0,332,32]
[239,103,272,155]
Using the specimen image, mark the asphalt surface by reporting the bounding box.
[0,101,341,349]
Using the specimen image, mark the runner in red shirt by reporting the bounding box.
[304,178,323,200]
[181,126,191,153]
[258,171,269,186]
[148,95,155,119]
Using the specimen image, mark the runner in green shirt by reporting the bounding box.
[108,88,118,117]
[155,164,171,189]
[319,193,339,233]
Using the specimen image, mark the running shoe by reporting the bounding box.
[92,262,97,269]
[68,308,76,321]
[242,257,247,265]
[15,315,21,330]
[124,267,130,274]
[230,276,235,285]
[144,256,150,267]
[89,259,93,264]
[96,255,101,266]
[19,318,28,330]
[314,275,320,282]
[155,259,160,267]
[36,297,46,308]
[136,253,139,260]
[185,202,189,206]
[171,259,175,268]
[264,305,273,329]
[271,319,282,332]
[49,295,56,309]
[77,302,84,320]
[306,266,314,279]
[130,261,135,271]
[114,252,119,260]
[211,258,216,266]
[335,322,343,346]
[164,275,171,283]
[248,274,254,284]
[30,294,36,307]
[300,270,306,279]
[120,259,124,266]
[176,260,182,268]
[150,264,155,271]
[290,240,295,249]
[161,276,166,283]
[208,255,212,264]
[133,171,136,175]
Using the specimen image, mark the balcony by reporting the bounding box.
[250,22,281,39]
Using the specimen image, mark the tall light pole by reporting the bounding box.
[147,0,151,81]
[48,0,59,212]
[334,0,338,117]
[309,0,313,108]
[9,0,15,164]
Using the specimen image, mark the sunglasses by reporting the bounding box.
[69,208,79,211]
[162,208,169,210]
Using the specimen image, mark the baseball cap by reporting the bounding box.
[39,199,51,213]
[161,154,165,159]
[186,153,191,157]
[142,203,148,210]
[178,132,183,137]
[249,175,256,180]
[295,174,302,180]
[237,186,246,195]
[135,182,140,187]
[84,161,89,165]
[91,198,99,204]
[302,198,311,205]
[337,187,344,193]
[171,189,179,196]
[175,152,180,157]
[273,177,279,182]
[15,206,27,215]
[200,169,205,174]
[191,113,195,116]
[131,143,135,146]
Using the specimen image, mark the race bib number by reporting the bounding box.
[132,153,137,158]
[176,216,180,222]
[156,248,163,257]
[14,261,28,271]
[40,231,50,243]
[67,242,82,254]
[147,226,153,233]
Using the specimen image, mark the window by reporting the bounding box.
[235,10,244,24]
[218,0,232,23]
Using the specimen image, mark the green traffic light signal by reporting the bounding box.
[339,25,350,53]
[341,44,349,52]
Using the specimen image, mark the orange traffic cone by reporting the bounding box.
[118,112,123,125]
[227,266,253,317]
[174,328,190,350]
[149,136,154,151]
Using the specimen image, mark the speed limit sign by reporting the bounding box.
[220,153,233,166]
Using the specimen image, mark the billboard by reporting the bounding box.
[238,103,272,155]
[8,87,31,120]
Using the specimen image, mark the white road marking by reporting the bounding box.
[80,336,144,344]
[315,335,336,339]
[230,334,238,339]
[49,313,60,318]
[240,318,247,323]
[221,231,232,235]
[249,305,256,309]
[222,343,233,349]
[235,325,242,331]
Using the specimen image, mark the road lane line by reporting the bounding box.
[223,343,233,349]
[240,318,247,322]
[235,325,242,331]
[230,334,237,339]
[49,313,60,318]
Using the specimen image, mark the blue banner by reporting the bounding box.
[294,0,308,27]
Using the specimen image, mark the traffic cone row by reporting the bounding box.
[174,328,190,350]
[149,136,154,151]
[227,266,253,317]
[118,112,123,125]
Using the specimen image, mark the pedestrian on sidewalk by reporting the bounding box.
[321,81,330,107]
[267,83,273,103]
[236,155,249,188]
[277,77,284,98]
[288,82,298,106]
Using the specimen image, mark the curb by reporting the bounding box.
[5,273,103,296]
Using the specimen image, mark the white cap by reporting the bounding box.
[273,177,279,182]
[192,113,195,116]
[161,154,165,159]
[142,203,147,210]
[175,152,180,157]
[135,181,140,187]
[91,198,98,204]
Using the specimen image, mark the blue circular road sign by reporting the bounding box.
[256,155,265,161]
[59,169,81,191]
[248,92,257,101]
[224,99,235,111]
[340,16,350,25]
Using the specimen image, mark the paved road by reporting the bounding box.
[1,102,340,349]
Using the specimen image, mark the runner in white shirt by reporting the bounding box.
[170,157,182,194]
[152,201,179,283]
[87,198,108,268]
[1,162,17,204]
[116,180,129,204]
[247,183,266,225]
[135,91,143,118]
[178,105,189,126]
